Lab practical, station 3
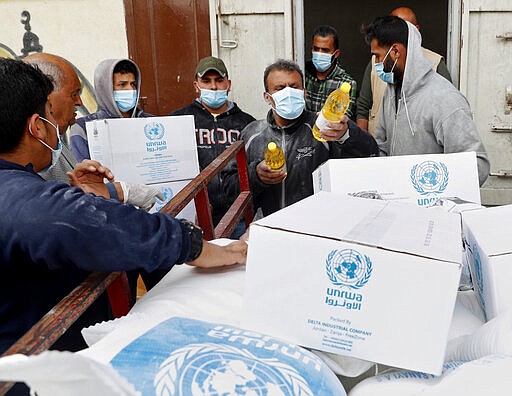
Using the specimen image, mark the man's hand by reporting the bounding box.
[256,161,286,185]
[319,114,350,141]
[120,182,165,211]
[187,240,248,268]
[67,160,115,198]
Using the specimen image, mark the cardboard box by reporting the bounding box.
[86,115,199,184]
[243,192,462,375]
[312,152,481,207]
[148,180,196,222]
[462,205,512,320]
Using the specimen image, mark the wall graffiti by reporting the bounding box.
[20,10,43,57]
[0,10,97,115]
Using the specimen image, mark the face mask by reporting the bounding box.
[30,116,62,170]
[312,51,334,72]
[200,89,228,109]
[374,46,397,84]
[114,89,138,112]
[270,87,305,120]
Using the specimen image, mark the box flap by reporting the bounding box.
[254,192,462,264]
[463,204,512,256]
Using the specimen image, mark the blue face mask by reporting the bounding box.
[114,89,138,112]
[270,86,305,120]
[200,89,228,109]
[30,116,62,171]
[374,47,397,84]
[312,51,334,72]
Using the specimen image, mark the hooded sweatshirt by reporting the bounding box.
[375,22,490,186]
[70,58,151,162]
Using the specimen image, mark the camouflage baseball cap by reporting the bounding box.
[195,56,228,78]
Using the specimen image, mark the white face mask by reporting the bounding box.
[30,116,62,170]
[269,86,305,120]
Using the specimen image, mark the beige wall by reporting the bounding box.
[0,0,128,99]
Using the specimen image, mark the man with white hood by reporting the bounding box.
[364,16,489,186]
[70,59,151,162]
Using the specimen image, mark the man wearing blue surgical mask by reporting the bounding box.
[364,16,489,187]
[305,25,357,117]
[170,56,255,238]
[223,59,378,218]
[70,59,151,162]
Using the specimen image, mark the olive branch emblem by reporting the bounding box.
[154,343,314,396]
[410,162,449,195]
[325,250,373,289]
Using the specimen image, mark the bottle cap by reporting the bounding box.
[267,142,277,151]
[340,82,351,93]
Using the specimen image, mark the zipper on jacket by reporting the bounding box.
[280,128,286,209]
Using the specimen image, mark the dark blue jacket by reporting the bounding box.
[0,159,191,354]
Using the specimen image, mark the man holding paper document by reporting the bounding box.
[25,53,162,212]
[0,58,247,358]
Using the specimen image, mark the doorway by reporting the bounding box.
[302,1,450,93]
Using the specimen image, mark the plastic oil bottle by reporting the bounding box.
[264,141,286,173]
[312,81,351,142]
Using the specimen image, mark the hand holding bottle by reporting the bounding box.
[256,161,287,184]
[317,115,350,141]
[312,81,351,142]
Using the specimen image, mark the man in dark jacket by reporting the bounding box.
[0,59,247,360]
[225,59,379,218]
[170,57,255,236]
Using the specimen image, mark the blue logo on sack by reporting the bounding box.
[109,317,345,395]
[155,343,311,396]
[144,121,165,140]
[326,249,372,289]
[410,160,449,196]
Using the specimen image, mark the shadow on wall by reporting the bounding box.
[0,10,98,116]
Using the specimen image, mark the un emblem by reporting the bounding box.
[154,343,312,396]
[144,121,165,140]
[160,187,174,202]
[410,160,449,195]
[326,249,372,289]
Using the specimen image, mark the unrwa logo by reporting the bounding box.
[154,343,312,396]
[326,249,372,289]
[144,121,165,140]
[410,160,449,195]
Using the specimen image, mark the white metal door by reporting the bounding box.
[459,0,512,205]
[209,0,296,119]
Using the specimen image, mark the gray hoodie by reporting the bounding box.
[375,22,489,186]
[70,58,151,161]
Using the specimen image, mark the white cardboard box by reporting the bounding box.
[148,180,196,222]
[243,192,462,375]
[462,205,512,320]
[312,152,481,207]
[86,115,199,184]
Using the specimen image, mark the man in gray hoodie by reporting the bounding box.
[364,16,489,186]
[70,58,151,162]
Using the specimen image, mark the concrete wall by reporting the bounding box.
[0,0,128,113]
